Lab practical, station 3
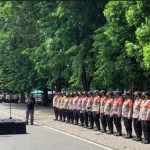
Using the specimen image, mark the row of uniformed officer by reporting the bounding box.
[53,90,150,144]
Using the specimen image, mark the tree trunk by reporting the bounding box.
[56,78,61,92]
[20,92,25,103]
[43,87,48,106]
[81,67,93,91]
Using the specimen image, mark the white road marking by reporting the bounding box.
[0,110,113,150]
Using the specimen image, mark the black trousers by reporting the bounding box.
[141,120,150,140]
[58,108,62,120]
[83,111,88,127]
[123,117,132,134]
[133,118,142,137]
[67,110,74,123]
[61,109,66,121]
[78,110,84,125]
[106,115,113,132]
[73,109,78,124]
[53,107,58,119]
[113,114,122,133]
[60,109,66,121]
[93,112,100,129]
[88,111,94,127]
[100,113,107,130]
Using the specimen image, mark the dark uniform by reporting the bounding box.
[26,94,35,125]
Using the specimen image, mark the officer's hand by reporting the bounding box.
[117,115,120,118]
[96,111,99,114]
[128,117,131,120]
[146,118,150,121]
[138,118,141,121]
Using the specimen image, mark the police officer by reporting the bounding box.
[104,92,114,134]
[100,90,107,133]
[87,92,94,129]
[26,93,35,125]
[60,92,66,122]
[67,93,74,124]
[53,92,58,121]
[132,91,142,141]
[73,92,79,125]
[92,90,101,131]
[139,92,150,144]
[81,92,88,128]
[111,91,123,136]
[63,93,69,122]
[56,93,62,121]
[77,92,84,126]
[122,92,133,139]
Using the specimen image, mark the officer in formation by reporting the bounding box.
[52,90,150,144]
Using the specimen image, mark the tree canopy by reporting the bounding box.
[0,1,150,93]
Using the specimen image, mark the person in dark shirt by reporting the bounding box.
[26,93,35,125]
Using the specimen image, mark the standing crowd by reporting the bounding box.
[53,90,150,144]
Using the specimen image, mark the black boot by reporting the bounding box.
[100,128,106,133]
[136,136,142,141]
[87,126,93,129]
[132,136,137,141]
[126,133,132,139]
[143,138,150,144]
[123,134,128,138]
[94,127,100,131]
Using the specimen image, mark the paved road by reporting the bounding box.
[0,111,107,150]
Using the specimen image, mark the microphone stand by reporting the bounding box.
[10,93,12,119]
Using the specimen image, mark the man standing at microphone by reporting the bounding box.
[26,93,35,125]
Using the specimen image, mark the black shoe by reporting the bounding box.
[132,137,137,141]
[116,133,122,136]
[58,119,62,121]
[53,118,57,121]
[94,127,100,131]
[78,124,84,126]
[31,123,33,125]
[141,139,146,143]
[100,129,106,133]
[123,134,128,138]
[87,126,93,129]
[74,122,78,125]
[62,120,65,122]
[70,122,73,124]
[26,122,28,125]
[143,139,150,144]
[136,137,142,141]
[126,134,132,139]
[107,131,113,134]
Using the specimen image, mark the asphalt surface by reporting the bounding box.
[0,111,106,150]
